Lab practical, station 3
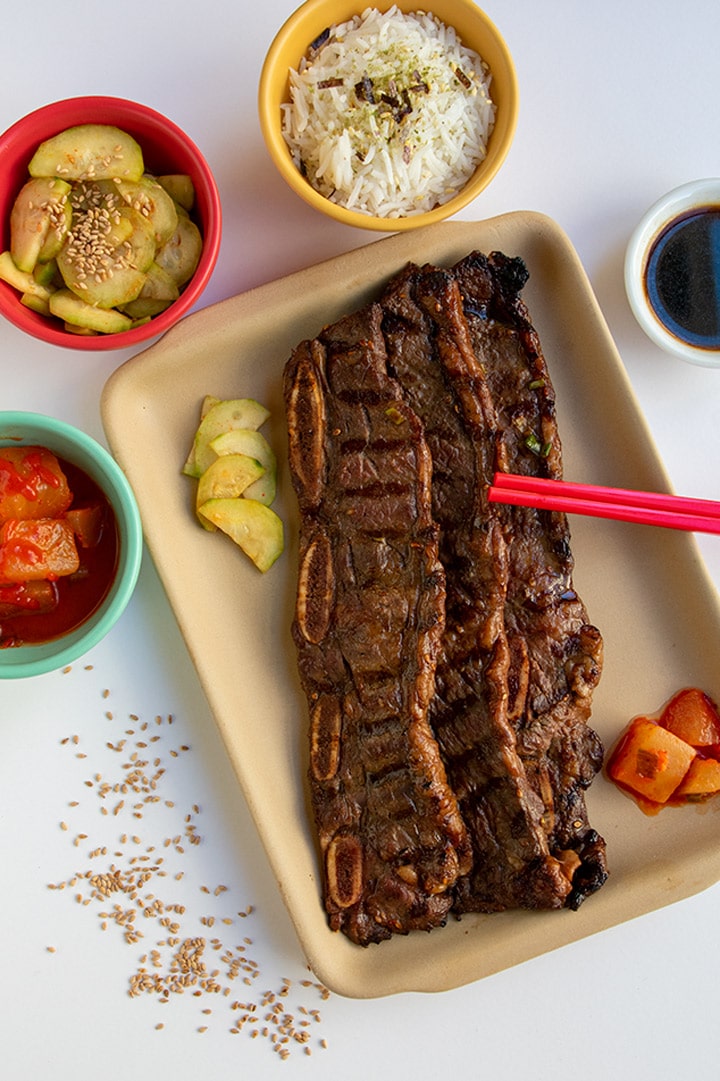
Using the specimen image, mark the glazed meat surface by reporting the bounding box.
[283,251,607,945]
[284,304,471,946]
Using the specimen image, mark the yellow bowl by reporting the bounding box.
[258,0,518,231]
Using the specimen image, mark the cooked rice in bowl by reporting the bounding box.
[281,5,496,219]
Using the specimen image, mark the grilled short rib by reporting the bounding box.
[284,304,471,946]
[450,253,606,908]
[284,251,607,945]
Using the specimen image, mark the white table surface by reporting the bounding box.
[2,2,720,1078]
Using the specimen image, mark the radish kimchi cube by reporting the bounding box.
[660,687,720,747]
[0,446,72,524]
[674,757,720,800]
[64,503,105,548]
[0,518,80,581]
[0,579,58,616]
[607,717,696,804]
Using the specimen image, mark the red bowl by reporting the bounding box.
[0,96,222,350]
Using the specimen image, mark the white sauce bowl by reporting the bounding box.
[624,178,720,368]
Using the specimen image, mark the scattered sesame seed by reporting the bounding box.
[46,676,332,1058]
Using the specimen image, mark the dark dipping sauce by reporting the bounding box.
[644,205,720,349]
[0,456,119,648]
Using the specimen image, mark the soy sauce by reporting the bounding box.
[644,206,720,349]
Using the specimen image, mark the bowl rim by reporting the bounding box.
[624,178,720,368]
[0,95,222,351]
[258,0,519,231]
[0,411,143,678]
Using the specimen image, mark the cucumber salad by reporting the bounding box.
[0,124,202,335]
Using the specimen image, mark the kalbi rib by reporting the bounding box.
[381,264,577,911]
[284,250,607,945]
[452,252,607,907]
[284,304,471,946]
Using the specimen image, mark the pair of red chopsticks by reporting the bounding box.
[488,473,720,535]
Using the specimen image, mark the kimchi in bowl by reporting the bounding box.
[0,412,142,678]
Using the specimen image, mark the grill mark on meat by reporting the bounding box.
[452,251,607,905]
[284,250,607,945]
[284,304,471,946]
[382,264,575,912]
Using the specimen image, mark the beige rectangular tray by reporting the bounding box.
[102,213,720,998]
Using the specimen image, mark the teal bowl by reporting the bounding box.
[0,412,143,678]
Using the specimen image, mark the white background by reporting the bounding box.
[2,2,720,1078]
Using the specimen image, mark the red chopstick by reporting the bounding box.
[489,473,720,535]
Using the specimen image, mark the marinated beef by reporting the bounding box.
[283,251,607,945]
[381,264,575,912]
[284,304,471,946]
[451,252,606,907]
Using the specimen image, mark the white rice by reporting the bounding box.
[281,6,496,219]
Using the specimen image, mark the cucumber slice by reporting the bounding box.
[10,177,71,272]
[197,498,284,573]
[119,261,179,319]
[156,174,195,211]
[64,322,98,336]
[209,428,277,506]
[28,124,144,182]
[58,257,146,309]
[197,453,265,503]
[195,453,266,530]
[113,176,179,247]
[0,250,53,300]
[57,204,153,308]
[199,395,220,419]
[49,289,133,334]
[116,206,156,272]
[137,261,179,302]
[119,296,172,319]
[155,212,202,286]
[21,292,51,315]
[34,259,60,287]
[37,200,72,263]
[182,399,271,478]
